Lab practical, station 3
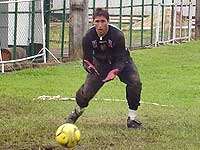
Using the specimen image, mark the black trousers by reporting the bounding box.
[76,58,142,110]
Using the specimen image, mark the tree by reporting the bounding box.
[69,0,89,60]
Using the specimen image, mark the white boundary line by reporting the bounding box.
[35,95,172,107]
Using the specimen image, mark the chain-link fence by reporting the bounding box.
[0,0,44,60]
[0,0,196,63]
[45,0,196,61]
[0,0,46,72]
[45,0,70,61]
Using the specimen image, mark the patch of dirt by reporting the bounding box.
[31,145,59,150]
[1,61,59,72]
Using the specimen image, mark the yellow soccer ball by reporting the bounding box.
[55,123,81,148]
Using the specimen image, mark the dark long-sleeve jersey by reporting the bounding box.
[82,24,131,72]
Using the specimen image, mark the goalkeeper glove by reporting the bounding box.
[83,60,99,75]
[102,69,119,82]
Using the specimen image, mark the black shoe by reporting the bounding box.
[66,106,84,124]
[127,117,143,129]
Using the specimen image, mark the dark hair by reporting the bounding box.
[92,8,109,21]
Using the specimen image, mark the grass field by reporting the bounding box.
[0,40,200,150]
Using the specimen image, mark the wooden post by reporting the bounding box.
[195,0,200,39]
[69,0,88,60]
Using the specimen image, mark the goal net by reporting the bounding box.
[0,0,47,73]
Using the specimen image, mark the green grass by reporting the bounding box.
[0,40,200,150]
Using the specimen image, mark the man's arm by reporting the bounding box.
[82,36,99,75]
[82,36,93,62]
[83,60,99,75]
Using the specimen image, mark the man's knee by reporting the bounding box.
[135,80,142,91]
[76,88,91,108]
[126,81,142,110]
[128,78,142,91]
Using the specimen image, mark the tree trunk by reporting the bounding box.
[69,0,88,60]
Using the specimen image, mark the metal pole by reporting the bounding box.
[167,8,171,41]
[161,0,165,42]
[150,0,154,44]
[44,0,50,51]
[93,0,96,13]
[170,0,174,40]
[173,3,177,44]
[155,3,161,47]
[195,0,200,39]
[119,0,122,29]
[179,0,183,40]
[61,0,66,60]
[31,0,35,56]
[141,0,145,47]
[129,0,133,49]
[188,1,192,41]
[106,0,109,9]
[13,2,18,60]
[41,0,47,63]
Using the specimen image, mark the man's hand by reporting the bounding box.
[83,60,99,75]
[102,69,119,82]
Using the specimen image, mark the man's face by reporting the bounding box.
[93,16,109,37]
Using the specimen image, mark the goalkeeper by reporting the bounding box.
[66,8,142,128]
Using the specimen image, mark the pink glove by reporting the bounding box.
[102,69,119,82]
[83,60,99,75]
